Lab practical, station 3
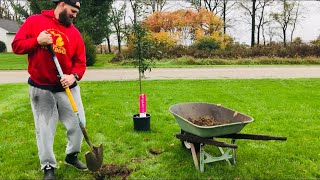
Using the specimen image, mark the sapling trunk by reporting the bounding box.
[137,27,146,117]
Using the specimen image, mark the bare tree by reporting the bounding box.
[9,0,30,22]
[188,0,221,13]
[255,0,274,46]
[271,0,302,46]
[129,0,147,24]
[290,2,303,43]
[239,0,259,47]
[220,0,236,34]
[111,1,127,53]
[0,0,12,19]
[142,0,167,13]
[187,0,236,36]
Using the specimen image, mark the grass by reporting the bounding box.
[0,53,28,69]
[0,79,319,179]
[1,53,320,70]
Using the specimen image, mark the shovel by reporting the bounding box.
[47,45,103,172]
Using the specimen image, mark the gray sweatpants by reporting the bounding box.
[29,85,86,170]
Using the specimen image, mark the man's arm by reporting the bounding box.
[12,17,52,54]
[71,37,86,81]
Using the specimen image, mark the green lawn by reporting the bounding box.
[0,53,28,69]
[1,52,320,70]
[0,79,319,179]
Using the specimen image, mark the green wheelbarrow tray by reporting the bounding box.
[169,102,254,138]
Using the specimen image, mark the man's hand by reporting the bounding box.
[37,31,52,46]
[60,74,76,88]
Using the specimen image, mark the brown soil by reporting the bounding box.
[148,148,163,155]
[187,116,230,126]
[94,164,131,180]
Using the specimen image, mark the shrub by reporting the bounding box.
[111,52,124,62]
[0,41,6,52]
[194,37,220,51]
[82,33,96,66]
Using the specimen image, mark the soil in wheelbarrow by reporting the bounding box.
[187,116,231,126]
[94,164,132,180]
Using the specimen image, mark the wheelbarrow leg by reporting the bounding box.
[200,144,204,172]
[231,139,236,165]
[190,143,199,171]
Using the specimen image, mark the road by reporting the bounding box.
[0,66,320,84]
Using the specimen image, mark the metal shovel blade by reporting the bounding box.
[85,144,103,172]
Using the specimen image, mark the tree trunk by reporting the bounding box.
[117,33,122,53]
[283,28,286,47]
[106,36,112,53]
[223,0,226,34]
[251,0,256,47]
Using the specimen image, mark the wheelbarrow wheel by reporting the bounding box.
[180,129,201,153]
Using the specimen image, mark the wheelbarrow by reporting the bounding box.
[169,102,287,172]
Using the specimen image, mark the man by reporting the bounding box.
[12,0,87,179]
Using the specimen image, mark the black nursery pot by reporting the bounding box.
[133,114,151,131]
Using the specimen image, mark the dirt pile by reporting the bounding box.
[187,116,230,126]
[94,164,131,180]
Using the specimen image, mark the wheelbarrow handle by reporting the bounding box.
[218,133,287,141]
[175,133,238,149]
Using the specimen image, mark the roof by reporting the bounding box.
[0,19,21,33]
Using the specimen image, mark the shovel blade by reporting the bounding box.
[85,144,103,172]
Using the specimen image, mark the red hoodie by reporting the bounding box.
[12,9,86,86]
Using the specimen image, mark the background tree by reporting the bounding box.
[220,0,236,34]
[9,0,112,45]
[188,0,236,35]
[289,2,303,43]
[0,0,18,20]
[9,0,112,66]
[104,15,113,54]
[143,0,167,13]
[76,0,112,45]
[255,0,274,46]
[9,0,30,22]
[271,0,302,46]
[111,1,127,54]
[189,0,221,13]
[28,0,53,14]
[239,0,258,47]
[144,8,232,48]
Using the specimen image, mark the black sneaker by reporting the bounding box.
[43,165,55,180]
[65,153,88,171]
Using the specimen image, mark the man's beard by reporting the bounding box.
[58,9,73,27]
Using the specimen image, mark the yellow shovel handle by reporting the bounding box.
[65,87,78,112]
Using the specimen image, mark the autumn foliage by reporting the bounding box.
[143,8,232,49]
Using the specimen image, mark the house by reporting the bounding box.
[0,19,20,52]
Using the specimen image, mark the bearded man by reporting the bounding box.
[12,0,87,179]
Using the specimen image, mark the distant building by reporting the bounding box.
[0,19,20,52]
